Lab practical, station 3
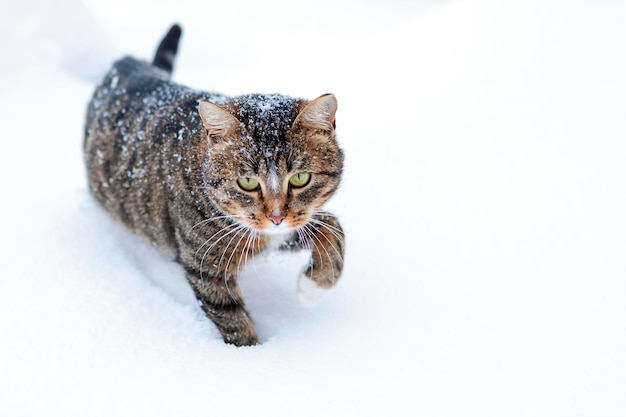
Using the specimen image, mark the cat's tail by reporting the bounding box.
[152,24,182,74]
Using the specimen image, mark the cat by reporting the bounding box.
[84,24,345,346]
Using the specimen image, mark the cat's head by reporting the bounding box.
[198,93,343,233]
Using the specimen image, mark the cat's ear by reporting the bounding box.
[198,101,239,140]
[293,93,337,131]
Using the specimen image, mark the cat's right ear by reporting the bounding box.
[198,101,239,140]
[293,93,338,132]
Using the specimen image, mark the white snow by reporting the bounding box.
[1,0,626,416]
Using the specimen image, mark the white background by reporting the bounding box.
[1,0,625,415]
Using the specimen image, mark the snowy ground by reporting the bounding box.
[1,0,626,415]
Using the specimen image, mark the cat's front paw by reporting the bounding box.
[297,274,330,307]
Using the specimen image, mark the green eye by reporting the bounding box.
[237,177,260,191]
[289,172,311,188]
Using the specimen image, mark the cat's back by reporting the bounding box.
[83,56,212,250]
[85,56,193,138]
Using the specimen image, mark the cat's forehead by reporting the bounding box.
[234,93,300,116]
[232,94,301,138]
[226,93,303,170]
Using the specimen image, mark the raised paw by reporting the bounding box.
[297,273,330,307]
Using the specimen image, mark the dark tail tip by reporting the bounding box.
[152,24,182,74]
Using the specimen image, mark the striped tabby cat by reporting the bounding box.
[84,25,345,346]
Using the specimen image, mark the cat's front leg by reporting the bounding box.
[184,270,260,346]
[293,212,345,307]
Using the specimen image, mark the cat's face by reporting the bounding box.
[199,94,343,233]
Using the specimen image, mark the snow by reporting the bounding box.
[1,0,626,416]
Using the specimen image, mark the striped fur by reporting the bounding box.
[83,26,345,346]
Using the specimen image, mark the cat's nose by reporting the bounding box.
[269,214,285,226]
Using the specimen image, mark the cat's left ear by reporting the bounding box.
[293,93,337,131]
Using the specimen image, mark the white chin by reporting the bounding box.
[261,223,293,235]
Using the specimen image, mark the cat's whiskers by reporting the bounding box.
[194,214,248,259]
[296,226,313,254]
[299,225,321,281]
[236,231,252,276]
[195,217,266,292]
[187,214,237,235]
[224,226,249,275]
[308,216,342,234]
[308,219,344,260]
[296,227,314,281]
[215,224,250,300]
[307,215,345,261]
[198,223,243,282]
[223,223,262,300]
[247,230,263,279]
[308,216,344,237]
[195,221,239,260]
[217,224,246,271]
[303,223,337,284]
[311,210,339,219]
[237,228,258,277]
